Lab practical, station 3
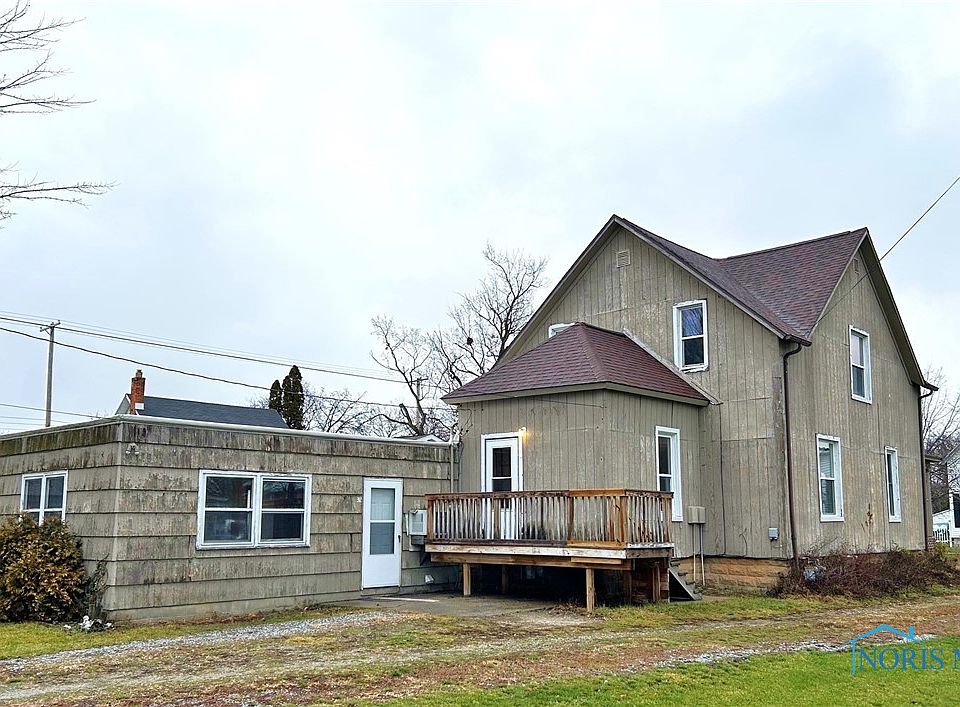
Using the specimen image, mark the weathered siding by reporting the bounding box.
[501,225,789,559]
[0,420,458,621]
[788,250,924,553]
[457,390,702,557]
[0,422,122,585]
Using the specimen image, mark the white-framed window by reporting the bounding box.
[20,471,68,523]
[196,470,311,549]
[850,327,872,403]
[655,426,683,521]
[673,300,708,371]
[817,435,844,522]
[885,447,901,523]
[548,323,575,338]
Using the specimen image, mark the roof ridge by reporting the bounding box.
[614,215,718,262]
[145,395,262,409]
[720,227,867,261]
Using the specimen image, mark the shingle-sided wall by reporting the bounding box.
[0,420,458,621]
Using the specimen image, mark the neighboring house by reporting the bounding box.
[3,374,457,620]
[932,448,960,546]
[429,214,934,597]
[116,370,288,428]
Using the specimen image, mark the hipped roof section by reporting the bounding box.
[443,323,709,405]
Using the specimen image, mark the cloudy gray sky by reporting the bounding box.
[1,1,958,432]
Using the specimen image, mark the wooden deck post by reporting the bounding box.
[501,565,509,595]
[585,567,595,613]
[463,563,472,597]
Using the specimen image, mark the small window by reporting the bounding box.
[954,493,960,529]
[548,323,575,338]
[817,435,843,521]
[656,426,683,521]
[850,327,872,403]
[885,448,901,522]
[673,300,708,371]
[20,472,68,523]
[197,471,311,549]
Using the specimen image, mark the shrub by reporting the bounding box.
[0,514,87,622]
[769,546,960,599]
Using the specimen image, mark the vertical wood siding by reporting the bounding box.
[787,252,924,553]
[457,390,701,557]
[493,225,788,558]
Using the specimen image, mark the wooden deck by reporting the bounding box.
[425,489,674,609]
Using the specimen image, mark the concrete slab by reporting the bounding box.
[335,592,558,618]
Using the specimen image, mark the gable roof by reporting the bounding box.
[616,216,867,341]
[134,396,289,428]
[508,215,927,388]
[443,323,709,405]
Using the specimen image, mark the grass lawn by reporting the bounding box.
[0,605,348,660]
[387,637,960,706]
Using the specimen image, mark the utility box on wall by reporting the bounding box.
[687,506,706,525]
[406,509,427,543]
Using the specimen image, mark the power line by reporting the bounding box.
[0,311,402,384]
[818,172,960,323]
[0,402,101,419]
[0,325,451,412]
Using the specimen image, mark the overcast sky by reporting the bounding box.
[1,1,958,432]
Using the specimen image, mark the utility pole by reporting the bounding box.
[40,321,60,427]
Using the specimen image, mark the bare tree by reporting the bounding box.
[252,380,385,436]
[370,317,454,438]
[433,244,548,393]
[370,245,548,437]
[922,367,960,512]
[1,1,107,222]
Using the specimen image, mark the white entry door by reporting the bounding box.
[361,478,403,589]
[482,434,522,539]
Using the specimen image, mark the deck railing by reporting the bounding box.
[425,489,672,548]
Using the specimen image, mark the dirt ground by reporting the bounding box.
[4,593,960,706]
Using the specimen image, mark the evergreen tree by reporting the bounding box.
[281,366,305,430]
[268,380,283,412]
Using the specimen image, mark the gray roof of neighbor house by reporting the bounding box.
[135,396,289,428]
[443,323,709,405]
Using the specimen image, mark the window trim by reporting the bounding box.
[196,470,312,550]
[548,322,575,338]
[849,326,872,404]
[673,299,708,372]
[885,446,902,523]
[20,471,68,523]
[816,434,844,522]
[480,432,523,493]
[655,426,683,521]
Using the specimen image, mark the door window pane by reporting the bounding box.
[262,480,305,509]
[44,475,65,510]
[203,510,252,542]
[205,476,253,508]
[370,488,395,522]
[492,447,511,477]
[369,522,394,555]
[23,478,42,510]
[261,512,305,541]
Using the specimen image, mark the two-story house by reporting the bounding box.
[427,214,934,604]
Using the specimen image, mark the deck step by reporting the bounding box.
[667,562,702,601]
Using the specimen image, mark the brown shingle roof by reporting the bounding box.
[442,323,708,404]
[615,216,867,341]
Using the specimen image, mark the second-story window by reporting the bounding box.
[673,300,708,371]
[850,327,872,403]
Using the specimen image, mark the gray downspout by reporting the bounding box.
[782,341,804,567]
[919,388,935,550]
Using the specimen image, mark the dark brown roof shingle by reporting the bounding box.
[443,323,708,404]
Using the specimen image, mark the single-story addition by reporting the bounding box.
[3,414,458,621]
[429,214,935,604]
